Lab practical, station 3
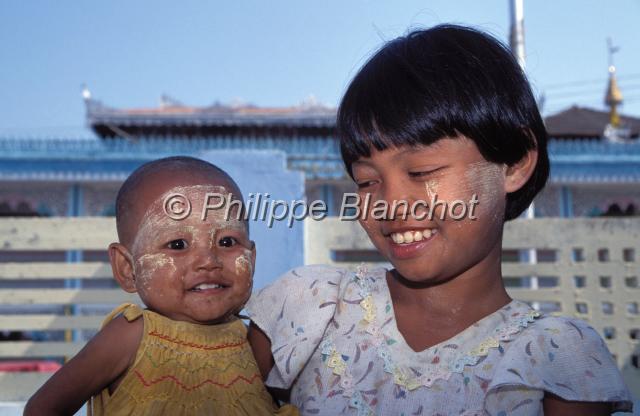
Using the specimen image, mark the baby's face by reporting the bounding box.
[129,183,254,324]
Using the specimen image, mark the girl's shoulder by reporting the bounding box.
[246,264,387,324]
[488,312,633,412]
[246,264,370,317]
[513,313,614,362]
[245,265,386,389]
[253,264,355,292]
[245,264,355,329]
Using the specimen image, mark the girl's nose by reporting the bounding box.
[375,180,414,220]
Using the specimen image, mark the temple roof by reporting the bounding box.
[86,90,640,142]
[544,106,640,139]
[85,96,337,139]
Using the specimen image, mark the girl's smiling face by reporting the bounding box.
[125,183,255,325]
[351,136,509,284]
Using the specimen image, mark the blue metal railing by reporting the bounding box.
[1,136,639,158]
[0,136,341,159]
[1,137,639,182]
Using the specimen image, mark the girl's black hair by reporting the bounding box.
[337,24,549,221]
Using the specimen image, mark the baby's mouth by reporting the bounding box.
[188,282,229,292]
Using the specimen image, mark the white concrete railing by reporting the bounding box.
[305,217,640,398]
[0,217,638,402]
[0,217,138,402]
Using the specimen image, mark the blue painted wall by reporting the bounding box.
[198,150,305,289]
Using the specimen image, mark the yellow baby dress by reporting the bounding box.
[90,303,297,415]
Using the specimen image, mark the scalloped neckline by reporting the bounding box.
[373,268,526,356]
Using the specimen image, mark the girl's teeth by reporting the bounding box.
[403,231,414,243]
[391,229,435,244]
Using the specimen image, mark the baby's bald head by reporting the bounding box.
[115,156,245,248]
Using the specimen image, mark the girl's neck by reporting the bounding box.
[385,242,511,352]
[387,242,511,323]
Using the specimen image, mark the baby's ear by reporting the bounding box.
[108,243,137,293]
[504,147,538,194]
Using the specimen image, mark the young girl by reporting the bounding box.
[246,25,633,415]
[25,157,297,415]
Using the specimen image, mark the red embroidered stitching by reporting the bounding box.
[147,331,246,350]
[134,370,262,391]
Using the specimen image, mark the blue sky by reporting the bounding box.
[1,0,640,137]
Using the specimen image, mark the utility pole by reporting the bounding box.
[509,0,526,69]
[509,0,539,296]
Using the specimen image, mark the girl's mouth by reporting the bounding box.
[389,228,436,244]
[387,229,438,259]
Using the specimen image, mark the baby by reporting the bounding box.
[25,156,297,416]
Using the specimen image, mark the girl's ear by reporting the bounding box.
[504,148,538,194]
[108,243,137,293]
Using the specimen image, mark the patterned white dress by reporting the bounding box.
[246,265,633,416]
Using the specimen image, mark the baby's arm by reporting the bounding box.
[24,314,142,416]
[247,322,273,380]
[247,322,291,402]
[543,393,613,415]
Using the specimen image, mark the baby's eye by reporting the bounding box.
[218,236,237,248]
[167,239,188,250]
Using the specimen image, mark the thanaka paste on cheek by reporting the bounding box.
[228,249,254,315]
[133,253,176,293]
[424,178,440,199]
[463,161,505,223]
[234,252,252,277]
[423,178,444,219]
[129,223,195,290]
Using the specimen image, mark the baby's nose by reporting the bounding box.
[193,246,222,270]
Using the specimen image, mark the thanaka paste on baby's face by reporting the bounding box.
[134,185,230,239]
[127,184,253,323]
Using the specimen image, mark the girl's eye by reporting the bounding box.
[409,168,441,178]
[218,236,237,248]
[408,170,433,178]
[355,180,376,189]
[167,239,188,250]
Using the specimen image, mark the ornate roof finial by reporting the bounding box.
[603,38,632,142]
[604,38,623,128]
[81,84,91,101]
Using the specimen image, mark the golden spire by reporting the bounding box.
[605,39,623,127]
